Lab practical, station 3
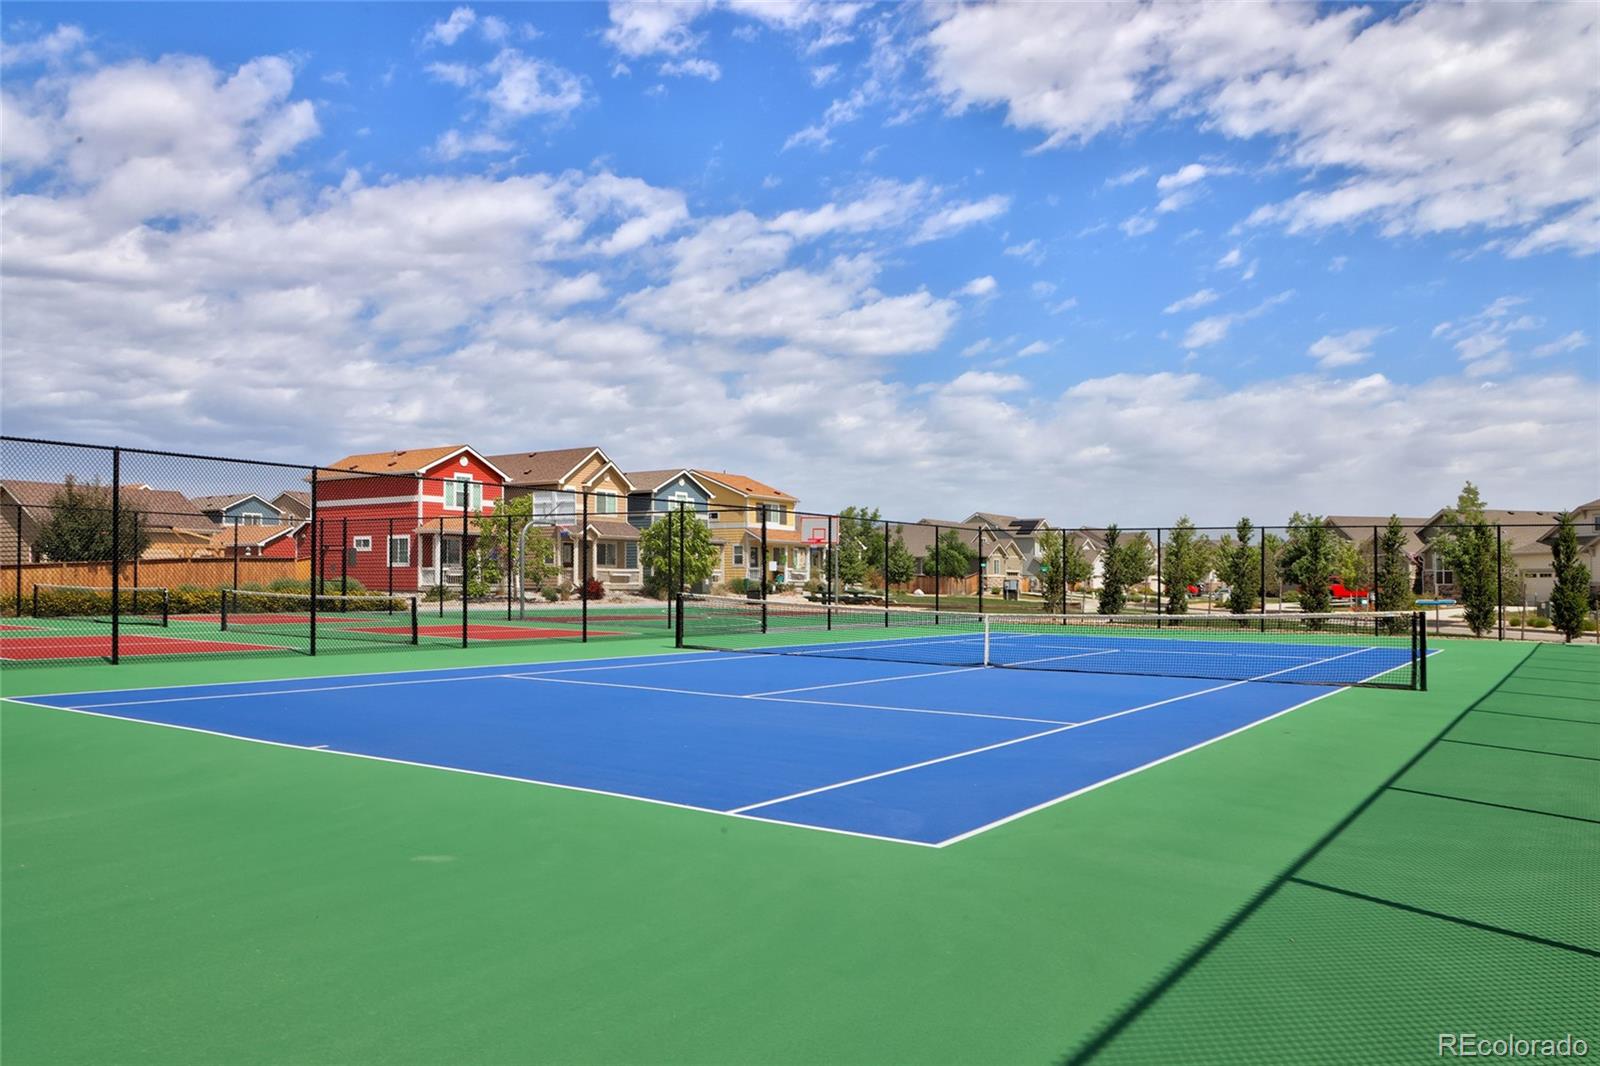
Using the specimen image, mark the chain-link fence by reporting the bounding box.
[4,435,1594,667]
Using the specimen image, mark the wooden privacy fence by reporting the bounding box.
[7,558,310,598]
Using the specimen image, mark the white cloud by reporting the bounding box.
[433,128,513,160]
[483,50,585,118]
[959,276,998,298]
[425,62,478,88]
[924,2,1600,257]
[0,23,88,67]
[1120,213,1156,237]
[1163,288,1218,314]
[960,338,994,357]
[1104,165,1149,188]
[425,7,478,47]
[1046,297,1078,315]
[603,1,710,57]
[660,57,721,81]
[1156,163,1207,191]
[1308,328,1385,368]
[943,370,1026,395]
[1004,238,1040,259]
[1329,255,1348,273]
[766,178,927,239]
[1017,340,1050,357]
[1531,331,1588,358]
[1182,291,1292,349]
[810,64,839,87]
[1216,247,1242,269]
[1030,281,1055,298]
[1433,296,1545,376]
[912,194,1010,243]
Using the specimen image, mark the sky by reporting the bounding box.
[1,1,1597,526]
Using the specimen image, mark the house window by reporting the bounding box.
[561,544,574,566]
[447,476,482,511]
[242,514,264,526]
[594,492,618,515]
[625,543,638,568]
[352,535,372,552]
[707,511,720,521]
[732,545,744,566]
[442,538,462,566]
[388,536,410,566]
[596,542,619,567]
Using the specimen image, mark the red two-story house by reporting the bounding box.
[315,446,507,594]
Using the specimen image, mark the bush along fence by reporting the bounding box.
[2,434,1593,666]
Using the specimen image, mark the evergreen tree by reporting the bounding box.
[1220,517,1259,615]
[1162,516,1205,614]
[835,505,882,587]
[924,527,977,580]
[1434,482,1497,635]
[1036,529,1091,610]
[1374,515,1415,633]
[1549,512,1592,642]
[1097,525,1127,614]
[1280,513,1336,618]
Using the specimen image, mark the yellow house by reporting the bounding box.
[692,470,814,589]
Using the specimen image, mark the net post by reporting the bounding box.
[389,517,396,609]
[1496,523,1504,641]
[982,614,992,667]
[1371,525,1379,612]
[131,513,140,613]
[308,469,318,656]
[933,522,941,624]
[677,507,686,601]
[1060,528,1068,619]
[437,516,445,617]
[110,445,120,665]
[506,513,514,622]
[159,587,169,628]
[31,583,39,618]
[1417,610,1428,691]
[760,506,768,634]
[827,513,835,631]
[580,490,589,642]
[221,588,230,631]
[232,521,240,592]
[461,497,469,648]
[674,591,685,648]
[883,518,890,627]
[1155,527,1163,629]
[1258,526,1267,634]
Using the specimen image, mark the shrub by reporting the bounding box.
[579,578,605,601]
[725,577,753,595]
[541,588,560,602]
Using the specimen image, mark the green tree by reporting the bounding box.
[639,508,722,597]
[1374,515,1415,632]
[1036,529,1092,610]
[472,495,557,598]
[1161,516,1208,614]
[1279,513,1336,617]
[1549,512,1592,642]
[883,531,916,587]
[1219,517,1260,615]
[834,505,882,587]
[923,526,976,580]
[35,479,150,563]
[1432,482,1497,636]
[1098,526,1153,614]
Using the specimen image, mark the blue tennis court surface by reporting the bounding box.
[19,649,1376,846]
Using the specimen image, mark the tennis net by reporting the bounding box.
[221,588,419,646]
[676,594,1425,689]
[32,584,169,627]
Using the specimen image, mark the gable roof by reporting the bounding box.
[272,490,311,512]
[693,470,797,501]
[323,446,508,481]
[1419,509,1561,552]
[0,479,216,531]
[207,522,304,550]
[485,447,611,488]
[190,493,281,515]
[1324,516,1429,555]
[623,468,716,495]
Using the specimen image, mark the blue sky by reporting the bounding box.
[2,2,1596,524]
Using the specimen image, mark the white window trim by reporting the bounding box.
[446,474,482,511]
[352,535,373,552]
[388,535,410,566]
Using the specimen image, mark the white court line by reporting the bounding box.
[726,645,1379,815]
[503,673,1070,726]
[932,651,1411,847]
[1002,649,1121,668]
[749,665,982,697]
[0,695,939,849]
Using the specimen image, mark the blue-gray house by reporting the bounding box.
[624,470,715,528]
[191,493,284,526]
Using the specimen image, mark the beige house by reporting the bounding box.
[692,470,816,589]
[486,447,642,592]
[1,479,217,563]
[1537,499,1600,600]
[1417,509,1561,604]
[1324,515,1430,588]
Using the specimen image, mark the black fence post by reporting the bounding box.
[461,501,469,648]
[340,516,349,598]
[827,513,836,630]
[933,522,941,622]
[1259,525,1267,633]
[309,469,318,656]
[580,490,589,642]
[676,508,686,600]
[977,527,985,615]
[1060,530,1069,615]
[12,503,21,617]
[233,520,240,591]
[437,515,445,618]
[1419,611,1428,691]
[131,512,140,610]
[1155,527,1163,628]
[760,507,769,634]
[1496,523,1504,641]
[882,518,890,626]
[505,513,514,622]
[387,517,395,602]
[110,446,120,664]
[1372,525,1379,611]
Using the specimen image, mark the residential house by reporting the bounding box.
[1324,516,1430,588]
[964,513,1054,591]
[207,522,309,560]
[1,479,217,563]
[271,491,311,520]
[692,471,813,589]
[486,447,641,592]
[911,519,1029,593]
[317,446,507,594]
[192,494,285,526]
[625,469,718,590]
[1417,509,1560,604]
[1536,498,1600,601]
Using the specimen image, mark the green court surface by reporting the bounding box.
[3,637,1594,1064]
